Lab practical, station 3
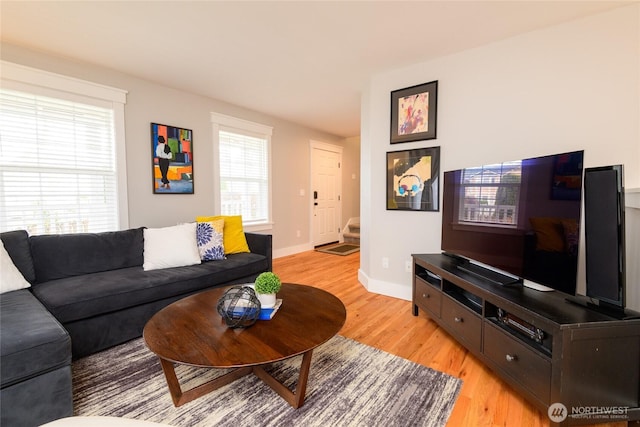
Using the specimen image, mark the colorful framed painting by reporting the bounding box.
[151,123,194,194]
[390,80,438,144]
[387,146,440,211]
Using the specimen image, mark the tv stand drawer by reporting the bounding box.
[414,278,441,318]
[483,321,551,404]
[441,295,481,352]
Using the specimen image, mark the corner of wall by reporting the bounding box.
[358,268,412,301]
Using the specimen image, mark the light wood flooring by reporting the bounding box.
[273,249,631,427]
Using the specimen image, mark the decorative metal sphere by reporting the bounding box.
[216,286,261,328]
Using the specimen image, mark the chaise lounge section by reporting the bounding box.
[1,229,73,427]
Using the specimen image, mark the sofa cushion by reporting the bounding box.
[32,252,269,323]
[0,289,71,388]
[0,230,35,283]
[30,228,145,282]
[1,241,31,294]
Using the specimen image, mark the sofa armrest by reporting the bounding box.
[245,233,272,271]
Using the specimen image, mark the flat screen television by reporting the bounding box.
[441,150,584,294]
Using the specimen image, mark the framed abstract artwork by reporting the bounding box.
[390,80,438,144]
[151,123,194,194]
[387,146,440,211]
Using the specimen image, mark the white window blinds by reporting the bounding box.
[218,129,269,224]
[0,88,119,234]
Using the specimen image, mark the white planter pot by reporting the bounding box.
[257,292,276,309]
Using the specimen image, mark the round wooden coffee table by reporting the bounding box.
[143,283,346,408]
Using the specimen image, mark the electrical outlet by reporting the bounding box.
[382,257,389,269]
[405,260,412,273]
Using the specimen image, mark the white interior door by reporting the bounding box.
[311,142,342,246]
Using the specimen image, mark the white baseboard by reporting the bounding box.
[358,268,412,301]
[273,242,314,259]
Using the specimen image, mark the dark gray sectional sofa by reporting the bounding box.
[0,227,272,427]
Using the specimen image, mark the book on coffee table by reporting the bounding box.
[259,299,282,320]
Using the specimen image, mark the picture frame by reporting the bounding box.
[390,80,438,144]
[387,146,440,211]
[151,123,194,194]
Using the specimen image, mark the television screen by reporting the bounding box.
[441,150,584,294]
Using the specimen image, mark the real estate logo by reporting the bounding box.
[548,402,568,422]
[548,402,629,423]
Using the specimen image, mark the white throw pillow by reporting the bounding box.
[1,240,31,293]
[143,223,201,271]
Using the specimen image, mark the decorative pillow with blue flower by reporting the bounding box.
[196,219,225,261]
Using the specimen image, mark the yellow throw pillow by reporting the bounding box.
[196,215,250,254]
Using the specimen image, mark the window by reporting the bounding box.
[0,61,128,234]
[458,161,522,226]
[211,113,272,229]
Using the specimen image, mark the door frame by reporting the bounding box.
[309,140,343,246]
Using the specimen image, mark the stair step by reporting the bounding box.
[344,217,360,244]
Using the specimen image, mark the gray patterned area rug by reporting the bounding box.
[73,335,462,427]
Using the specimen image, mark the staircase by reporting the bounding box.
[343,217,360,244]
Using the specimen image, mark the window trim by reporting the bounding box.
[210,112,273,232]
[0,60,129,230]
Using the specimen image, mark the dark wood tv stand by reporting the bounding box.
[412,253,640,426]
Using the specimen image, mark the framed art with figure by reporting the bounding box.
[387,146,440,211]
[151,123,194,194]
[390,81,438,144]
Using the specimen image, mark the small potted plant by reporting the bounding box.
[254,272,281,308]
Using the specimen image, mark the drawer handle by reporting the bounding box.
[505,354,517,362]
[454,317,463,323]
[423,293,430,299]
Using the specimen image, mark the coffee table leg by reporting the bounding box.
[158,358,252,407]
[253,349,314,408]
[159,358,184,406]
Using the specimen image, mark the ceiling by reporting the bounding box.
[0,1,632,138]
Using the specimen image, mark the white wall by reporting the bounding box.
[0,43,360,256]
[360,5,640,311]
